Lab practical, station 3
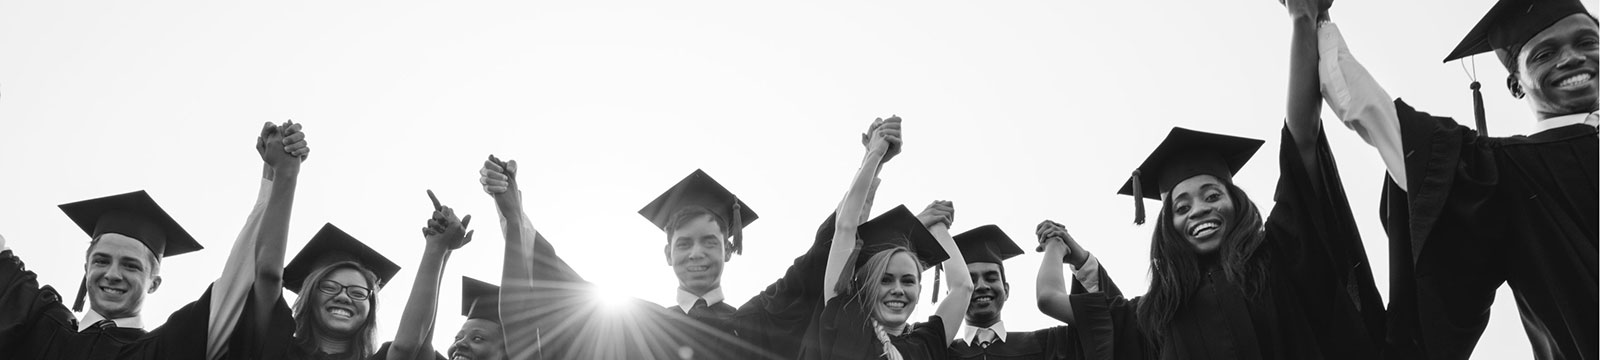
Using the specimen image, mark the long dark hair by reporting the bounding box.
[290,261,381,359]
[1135,181,1269,343]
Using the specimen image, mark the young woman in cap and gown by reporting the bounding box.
[799,115,976,360]
[0,121,307,360]
[1033,7,1386,355]
[1312,0,1595,357]
[477,152,840,359]
[368,190,475,360]
[245,222,403,360]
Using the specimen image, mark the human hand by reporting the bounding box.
[861,116,903,163]
[422,190,474,251]
[916,200,955,228]
[480,155,521,215]
[257,121,304,174]
[1035,220,1088,267]
[1281,0,1332,21]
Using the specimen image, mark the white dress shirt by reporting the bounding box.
[78,309,144,332]
[960,320,1008,345]
[675,286,726,313]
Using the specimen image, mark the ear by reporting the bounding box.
[663,243,674,266]
[1003,282,1011,295]
[722,240,734,262]
[149,275,162,293]
[1507,73,1526,99]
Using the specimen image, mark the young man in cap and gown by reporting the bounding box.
[947,225,1084,360]
[371,191,474,360]
[1311,0,1596,357]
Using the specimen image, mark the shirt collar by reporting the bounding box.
[78,310,144,332]
[1533,112,1599,134]
[961,320,1008,344]
[674,287,725,313]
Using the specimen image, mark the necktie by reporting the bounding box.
[977,328,997,348]
[688,299,711,318]
[83,319,115,333]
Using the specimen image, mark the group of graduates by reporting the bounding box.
[0,0,1595,359]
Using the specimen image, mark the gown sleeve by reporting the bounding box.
[732,212,836,358]
[0,250,69,355]
[1068,265,1152,360]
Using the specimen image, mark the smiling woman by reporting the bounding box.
[275,224,402,360]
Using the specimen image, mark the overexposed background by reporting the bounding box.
[0,1,1564,358]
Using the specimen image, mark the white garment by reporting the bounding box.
[78,309,143,332]
[1071,255,1102,293]
[675,286,726,313]
[960,320,1008,345]
[1317,21,1408,190]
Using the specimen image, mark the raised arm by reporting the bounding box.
[1034,220,1090,324]
[823,117,901,303]
[1308,0,1409,189]
[923,203,972,345]
[387,191,474,360]
[234,122,307,359]
[1284,0,1331,186]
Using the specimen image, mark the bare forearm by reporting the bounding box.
[1035,244,1075,324]
[823,150,887,301]
[1288,14,1325,181]
[389,246,449,359]
[928,224,972,343]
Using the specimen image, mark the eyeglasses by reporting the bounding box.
[316,280,373,301]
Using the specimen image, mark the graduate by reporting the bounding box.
[117,121,313,360]
[1035,126,1384,360]
[479,156,800,359]
[947,225,1082,360]
[0,190,202,360]
[1313,0,1596,357]
[256,223,404,360]
[370,191,474,360]
[447,277,507,360]
[800,115,975,360]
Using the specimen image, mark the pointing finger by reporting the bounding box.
[427,190,442,210]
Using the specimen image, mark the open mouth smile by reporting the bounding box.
[1188,220,1221,239]
[1555,73,1594,89]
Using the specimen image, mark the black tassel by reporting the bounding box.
[1132,170,1146,225]
[1471,81,1488,136]
[72,276,87,312]
[730,200,743,255]
[931,263,942,303]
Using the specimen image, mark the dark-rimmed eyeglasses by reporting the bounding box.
[317,280,373,301]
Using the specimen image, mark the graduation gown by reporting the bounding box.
[667,213,838,359]
[1067,126,1386,360]
[1381,100,1597,360]
[797,294,951,360]
[948,326,1081,360]
[368,341,446,360]
[0,250,147,360]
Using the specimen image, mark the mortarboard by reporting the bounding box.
[954,225,1023,266]
[1442,0,1594,135]
[283,223,402,294]
[1118,127,1264,225]
[59,190,203,311]
[638,169,758,255]
[855,205,948,269]
[461,276,500,322]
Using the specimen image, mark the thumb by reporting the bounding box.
[461,215,473,228]
[506,160,518,174]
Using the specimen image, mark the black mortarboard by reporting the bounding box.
[60,190,203,311]
[461,276,500,322]
[1443,0,1594,135]
[1118,128,1264,225]
[954,225,1023,266]
[855,205,948,269]
[283,223,402,294]
[638,169,758,255]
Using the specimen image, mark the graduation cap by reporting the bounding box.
[59,190,202,311]
[954,225,1023,266]
[1118,127,1264,225]
[1443,0,1594,135]
[283,223,402,294]
[638,169,758,255]
[857,205,950,302]
[461,276,501,322]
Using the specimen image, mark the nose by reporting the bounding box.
[1187,204,1214,220]
[1555,47,1588,68]
[450,337,470,357]
[102,266,125,283]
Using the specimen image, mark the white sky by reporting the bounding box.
[1,1,1579,358]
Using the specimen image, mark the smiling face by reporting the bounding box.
[964,262,1008,327]
[1168,175,1234,256]
[83,233,161,319]
[663,214,730,296]
[1516,14,1599,117]
[313,267,372,336]
[872,252,922,328]
[449,318,506,360]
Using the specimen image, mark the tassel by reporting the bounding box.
[1471,81,1488,136]
[931,263,942,303]
[730,200,743,255]
[1132,170,1146,225]
[72,276,87,312]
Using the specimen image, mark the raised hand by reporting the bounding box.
[1281,0,1332,21]
[278,121,310,160]
[423,190,474,251]
[861,116,903,163]
[257,121,305,177]
[916,200,955,228]
[480,155,521,216]
[1035,220,1089,266]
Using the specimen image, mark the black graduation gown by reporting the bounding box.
[667,213,838,360]
[948,326,1081,360]
[1380,100,1597,360]
[1067,126,1386,360]
[368,341,445,360]
[0,250,147,360]
[116,285,291,360]
[798,294,951,360]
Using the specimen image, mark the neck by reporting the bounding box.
[679,284,716,298]
[314,331,351,355]
[966,316,1000,329]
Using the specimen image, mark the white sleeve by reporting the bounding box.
[206,179,273,360]
[1069,254,1102,293]
[1319,21,1409,190]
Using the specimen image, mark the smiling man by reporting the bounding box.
[1314,0,1598,358]
[0,190,202,360]
[947,224,1079,360]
